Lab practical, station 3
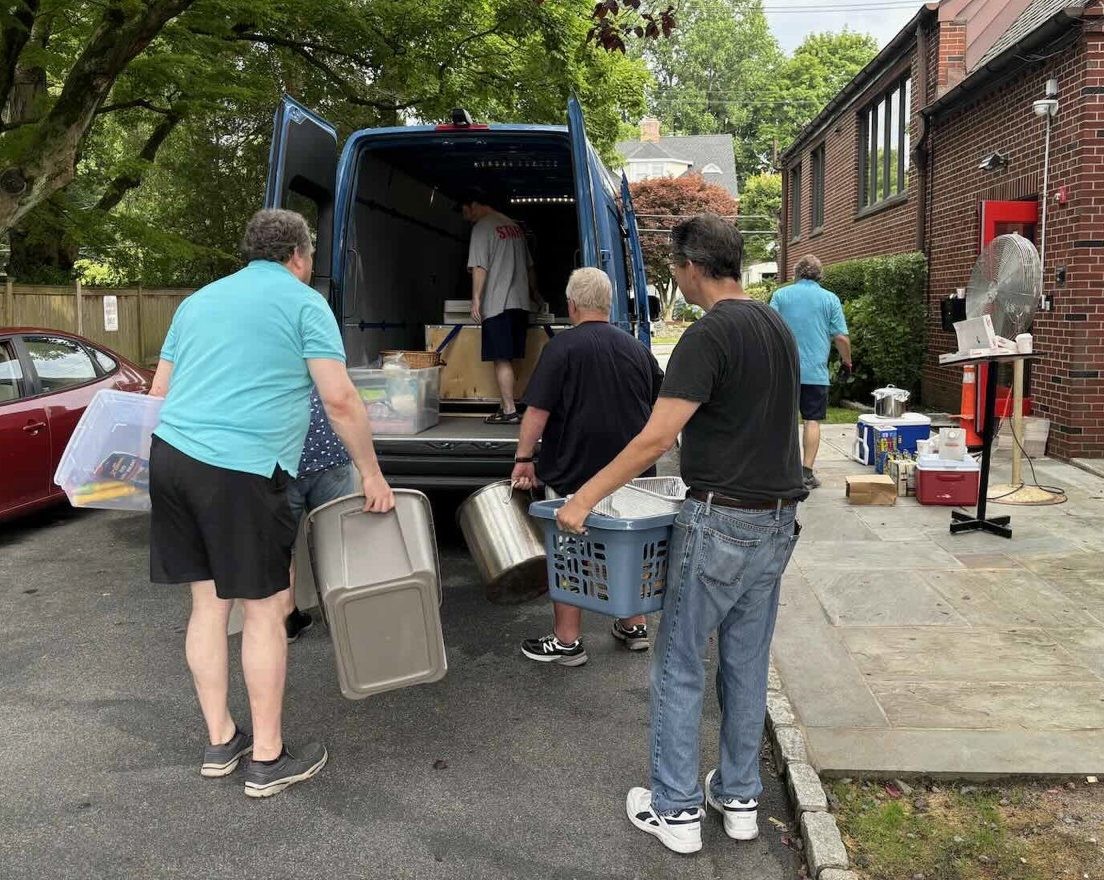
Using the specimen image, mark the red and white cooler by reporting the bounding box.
[915,454,980,506]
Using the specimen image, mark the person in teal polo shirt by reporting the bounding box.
[148,208,394,798]
[769,255,852,490]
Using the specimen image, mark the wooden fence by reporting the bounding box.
[0,280,193,366]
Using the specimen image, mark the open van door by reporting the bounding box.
[567,96,599,268]
[265,96,338,297]
[620,173,653,346]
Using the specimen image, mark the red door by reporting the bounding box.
[976,200,1039,429]
[0,338,51,517]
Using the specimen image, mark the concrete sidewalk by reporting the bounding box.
[773,425,1104,777]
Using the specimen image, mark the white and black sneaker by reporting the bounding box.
[704,769,759,840]
[200,727,253,778]
[611,620,649,651]
[521,634,588,666]
[626,787,703,854]
[243,742,328,798]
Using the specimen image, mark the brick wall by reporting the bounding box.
[780,12,1104,459]
[923,24,1103,459]
[781,31,926,277]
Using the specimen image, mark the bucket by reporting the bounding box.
[458,480,548,605]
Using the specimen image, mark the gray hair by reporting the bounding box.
[240,209,312,264]
[670,214,744,281]
[794,254,823,282]
[566,267,612,313]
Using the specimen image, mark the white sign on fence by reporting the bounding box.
[103,295,119,332]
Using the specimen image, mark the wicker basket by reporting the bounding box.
[380,350,444,369]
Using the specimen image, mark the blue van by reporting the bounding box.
[264,96,656,488]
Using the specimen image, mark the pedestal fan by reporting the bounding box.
[963,233,1061,505]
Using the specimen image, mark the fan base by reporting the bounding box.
[987,483,1066,506]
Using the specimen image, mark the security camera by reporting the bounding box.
[1033,98,1058,118]
[978,152,1009,172]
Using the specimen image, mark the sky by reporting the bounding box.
[764,0,923,53]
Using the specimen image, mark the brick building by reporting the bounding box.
[779,0,1104,460]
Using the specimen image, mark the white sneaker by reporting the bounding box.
[625,787,703,854]
[704,769,759,840]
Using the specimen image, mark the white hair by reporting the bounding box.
[566,267,612,313]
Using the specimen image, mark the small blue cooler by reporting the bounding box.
[853,413,931,466]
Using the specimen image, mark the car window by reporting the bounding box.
[25,335,98,393]
[0,341,24,402]
[92,348,117,373]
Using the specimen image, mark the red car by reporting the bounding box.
[1,327,151,522]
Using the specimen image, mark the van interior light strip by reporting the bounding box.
[509,196,575,204]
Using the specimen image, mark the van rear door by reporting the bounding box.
[265,96,339,298]
[567,96,599,268]
[620,173,652,346]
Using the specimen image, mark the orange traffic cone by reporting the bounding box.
[957,364,983,447]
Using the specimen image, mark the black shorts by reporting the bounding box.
[481,308,528,362]
[149,437,296,600]
[799,384,829,421]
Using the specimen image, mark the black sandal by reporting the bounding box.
[484,409,521,425]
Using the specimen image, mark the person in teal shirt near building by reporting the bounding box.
[149,208,394,798]
[769,255,852,490]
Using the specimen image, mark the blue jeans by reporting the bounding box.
[649,496,800,813]
[286,463,357,524]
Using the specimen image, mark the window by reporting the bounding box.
[92,348,117,374]
[811,145,825,231]
[0,341,24,402]
[859,76,910,209]
[25,336,97,393]
[789,164,802,239]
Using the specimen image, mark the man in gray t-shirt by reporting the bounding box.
[461,189,539,424]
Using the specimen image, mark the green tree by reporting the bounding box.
[760,30,878,161]
[629,174,739,320]
[1,0,652,284]
[643,0,782,179]
[738,171,780,263]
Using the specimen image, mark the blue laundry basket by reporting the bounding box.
[528,498,678,617]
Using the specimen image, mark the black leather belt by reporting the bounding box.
[687,488,798,510]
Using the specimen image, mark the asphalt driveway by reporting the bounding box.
[0,497,799,880]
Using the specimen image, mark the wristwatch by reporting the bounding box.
[514,455,536,463]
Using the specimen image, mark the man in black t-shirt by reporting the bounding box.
[511,267,664,668]
[556,216,804,855]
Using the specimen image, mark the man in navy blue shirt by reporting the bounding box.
[285,388,357,640]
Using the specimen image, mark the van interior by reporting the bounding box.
[339,131,583,369]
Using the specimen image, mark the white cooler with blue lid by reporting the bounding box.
[852,412,932,465]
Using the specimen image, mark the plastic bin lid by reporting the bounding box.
[858,412,932,426]
[916,454,980,471]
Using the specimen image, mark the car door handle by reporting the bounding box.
[22,421,46,433]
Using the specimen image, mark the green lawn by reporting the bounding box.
[825,406,861,424]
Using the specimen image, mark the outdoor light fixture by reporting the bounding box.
[978,151,1010,172]
[1032,98,1059,118]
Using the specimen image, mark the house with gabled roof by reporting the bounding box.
[616,118,740,199]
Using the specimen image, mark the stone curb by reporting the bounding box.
[765,661,857,880]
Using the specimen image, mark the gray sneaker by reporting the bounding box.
[243,742,328,798]
[201,728,253,778]
[802,467,821,490]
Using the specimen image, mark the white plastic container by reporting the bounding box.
[349,366,440,435]
[938,427,966,461]
[53,390,163,511]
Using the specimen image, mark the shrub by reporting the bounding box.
[822,258,868,305]
[672,297,704,322]
[821,252,927,404]
[745,279,779,303]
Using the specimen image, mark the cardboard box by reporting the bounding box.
[846,475,898,506]
[886,457,917,497]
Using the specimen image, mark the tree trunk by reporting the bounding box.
[0,0,194,234]
[7,199,78,281]
[662,280,677,322]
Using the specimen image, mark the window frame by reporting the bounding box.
[789,162,803,241]
[811,143,826,232]
[22,334,102,395]
[0,338,28,402]
[858,74,910,212]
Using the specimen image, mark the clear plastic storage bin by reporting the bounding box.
[349,366,440,435]
[53,390,163,511]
